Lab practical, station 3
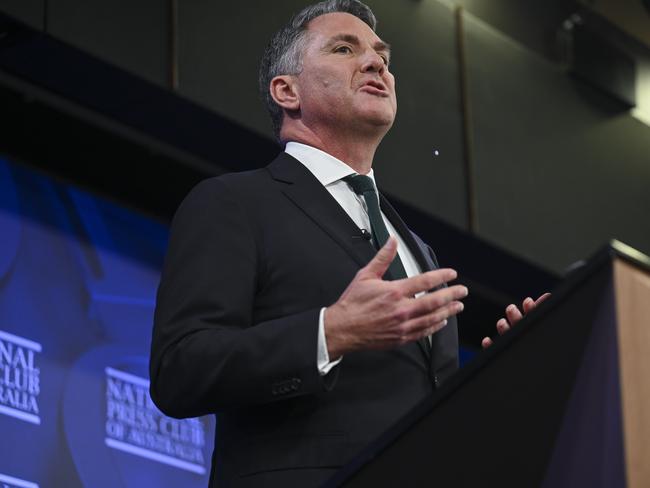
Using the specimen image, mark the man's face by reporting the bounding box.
[294,12,397,136]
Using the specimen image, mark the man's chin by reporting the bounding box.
[348,118,394,139]
[364,112,396,132]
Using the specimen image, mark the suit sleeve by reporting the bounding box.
[149,178,337,419]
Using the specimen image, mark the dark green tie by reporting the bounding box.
[343,174,408,281]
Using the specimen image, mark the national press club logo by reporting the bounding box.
[0,330,42,425]
[104,367,208,475]
[63,346,213,486]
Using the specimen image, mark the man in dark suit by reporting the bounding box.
[150,1,531,486]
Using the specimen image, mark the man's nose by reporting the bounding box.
[360,50,386,74]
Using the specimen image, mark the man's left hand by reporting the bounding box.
[481,293,551,349]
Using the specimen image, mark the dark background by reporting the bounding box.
[0,2,648,486]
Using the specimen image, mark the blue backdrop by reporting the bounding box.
[0,156,214,487]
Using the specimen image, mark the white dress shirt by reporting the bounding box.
[284,141,423,375]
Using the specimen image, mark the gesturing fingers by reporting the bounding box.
[490,292,552,345]
[522,297,535,314]
[395,268,458,297]
[496,317,510,335]
[397,284,468,340]
[523,293,551,313]
[398,300,464,343]
[407,284,468,318]
[494,304,523,335]
[505,303,523,325]
[360,236,398,279]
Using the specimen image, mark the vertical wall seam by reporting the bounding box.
[43,0,48,33]
[454,6,478,233]
[169,0,179,90]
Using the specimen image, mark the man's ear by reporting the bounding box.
[269,75,300,111]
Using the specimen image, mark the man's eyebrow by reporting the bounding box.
[374,40,391,55]
[324,33,391,57]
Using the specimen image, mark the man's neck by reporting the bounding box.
[281,125,382,175]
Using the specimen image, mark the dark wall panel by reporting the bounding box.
[178,0,468,229]
[0,0,44,29]
[48,0,169,86]
[178,0,306,139]
[455,0,576,61]
[465,13,650,272]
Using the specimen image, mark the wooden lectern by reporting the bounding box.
[326,241,650,488]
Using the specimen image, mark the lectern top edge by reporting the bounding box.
[609,239,650,272]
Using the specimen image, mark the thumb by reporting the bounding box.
[361,236,398,279]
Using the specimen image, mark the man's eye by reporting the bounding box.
[334,45,352,54]
[380,55,389,65]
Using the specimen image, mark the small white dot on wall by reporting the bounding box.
[433,149,440,157]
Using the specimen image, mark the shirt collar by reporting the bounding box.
[284,141,376,187]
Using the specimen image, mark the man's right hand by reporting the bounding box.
[324,237,468,359]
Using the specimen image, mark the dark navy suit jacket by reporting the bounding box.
[149,152,458,487]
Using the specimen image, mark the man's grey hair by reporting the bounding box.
[259,0,377,141]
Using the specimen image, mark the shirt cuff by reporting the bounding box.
[317,307,343,376]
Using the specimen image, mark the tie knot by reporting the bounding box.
[343,174,376,195]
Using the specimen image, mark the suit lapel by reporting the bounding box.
[267,153,376,269]
[379,194,434,273]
